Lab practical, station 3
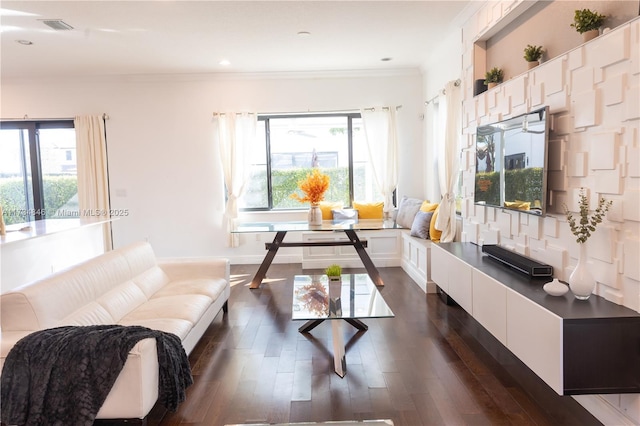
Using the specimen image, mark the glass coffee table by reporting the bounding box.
[292,273,394,377]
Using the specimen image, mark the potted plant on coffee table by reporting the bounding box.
[484,67,504,89]
[571,8,606,42]
[523,44,543,69]
[325,264,342,282]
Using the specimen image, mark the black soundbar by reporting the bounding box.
[481,245,553,278]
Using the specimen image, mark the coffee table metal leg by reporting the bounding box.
[250,231,287,289]
[344,229,384,287]
[331,320,347,377]
[298,319,324,333]
[344,318,368,331]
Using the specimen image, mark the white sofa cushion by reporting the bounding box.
[121,294,212,325]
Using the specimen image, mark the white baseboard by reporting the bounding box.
[573,395,638,425]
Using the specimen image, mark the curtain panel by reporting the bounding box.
[214,112,257,247]
[360,107,399,215]
[434,80,462,243]
[75,115,112,250]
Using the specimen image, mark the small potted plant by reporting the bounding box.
[570,9,606,42]
[325,264,342,281]
[523,45,543,69]
[484,67,504,89]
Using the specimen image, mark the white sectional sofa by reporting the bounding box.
[0,241,230,422]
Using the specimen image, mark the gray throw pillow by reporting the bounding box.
[396,196,423,228]
[410,211,434,239]
[332,208,358,222]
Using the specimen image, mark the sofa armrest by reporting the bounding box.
[157,257,230,283]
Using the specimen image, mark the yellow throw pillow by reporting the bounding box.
[430,206,442,243]
[352,201,384,219]
[319,201,342,220]
[420,201,438,213]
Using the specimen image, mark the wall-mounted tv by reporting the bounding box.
[474,106,550,216]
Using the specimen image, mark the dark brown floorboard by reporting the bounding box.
[142,264,602,426]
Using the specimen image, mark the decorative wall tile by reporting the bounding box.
[525,215,541,240]
[593,167,623,194]
[567,46,584,71]
[572,89,599,128]
[547,170,567,190]
[497,210,512,237]
[545,90,569,112]
[552,113,572,135]
[530,82,544,107]
[590,226,615,263]
[600,286,624,304]
[510,211,520,236]
[544,216,559,238]
[547,139,564,171]
[623,189,640,222]
[607,195,625,223]
[592,27,630,69]
[624,237,640,281]
[590,132,619,170]
[568,152,587,177]
[571,67,594,94]
[463,221,479,243]
[479,228,499,245]
[628,146,640,178]
[623,86,640,121]
[507,76,527,106]
[602,72,626,106]
[534,57,565,95]
[540,245,566,279]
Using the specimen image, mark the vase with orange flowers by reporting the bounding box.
[290,168,330,225]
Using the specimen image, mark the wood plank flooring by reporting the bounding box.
[150,264,601,426]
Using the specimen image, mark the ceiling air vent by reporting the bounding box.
[39,19,74,31]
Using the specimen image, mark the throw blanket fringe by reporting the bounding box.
[1,325,193,426]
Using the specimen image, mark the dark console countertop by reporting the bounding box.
[437,242,640,321]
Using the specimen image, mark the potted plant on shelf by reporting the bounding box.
[484,67,504,89]
[523,45,543,69]
[570,8,606,42]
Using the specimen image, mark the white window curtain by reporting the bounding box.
[360,106,399,215]
[75,115,112,250]
[214,112,257,247]
[434,80,462,243]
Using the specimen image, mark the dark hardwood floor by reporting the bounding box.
[151,264,602,426]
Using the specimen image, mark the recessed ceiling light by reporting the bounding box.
[219,59,231,66]
[381,57,393,62]
[297,31,311,37]
[16,39,33,45]
[39,19,74,31]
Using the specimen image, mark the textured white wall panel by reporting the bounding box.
[530,81,544,107]
[628,146,640,177]
[593,167,623,194]
[568,152,587,177]
[497,210,512,237]
[544,216,559,238]
[622,189,640,222]
[567,47,584,71]
[572,89,599,128]
[592,27,630,69]
[572,67,594,94]
[590,132,619,170]
[623,86,639,120]
[602,73,626,106]
[535,57,565,95]
[623,237,640,281]
[547,139,564,171]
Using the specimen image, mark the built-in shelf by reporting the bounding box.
[432,242,640,395]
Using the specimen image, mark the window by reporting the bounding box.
[240,113,384,210]
[0,121,77,225]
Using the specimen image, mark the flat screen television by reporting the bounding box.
[474,106,550,216]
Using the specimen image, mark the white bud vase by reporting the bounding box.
[569,243,595,300]
[308,204,322,226]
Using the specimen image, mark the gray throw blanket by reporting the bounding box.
[1,325,193,426]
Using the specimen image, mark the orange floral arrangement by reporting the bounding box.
[290,168,330,205]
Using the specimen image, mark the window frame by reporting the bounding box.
[1,120,75,221]
[245,112,362,212]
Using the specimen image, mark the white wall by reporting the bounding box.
[1,71,424,260]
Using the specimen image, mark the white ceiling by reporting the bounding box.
[1,1,476,79]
